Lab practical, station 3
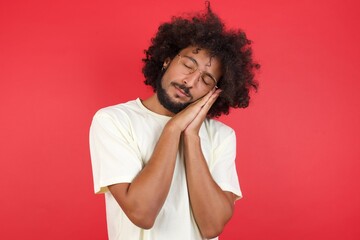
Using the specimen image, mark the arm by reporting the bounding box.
[108,123,181,229]
[183,88,237,238]
[183,134,236,238]
[108,94,213,229]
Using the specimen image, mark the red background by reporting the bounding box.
[1,0,359,239]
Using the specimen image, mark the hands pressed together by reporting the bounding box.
[169,87,222,136]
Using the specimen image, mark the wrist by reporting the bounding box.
[183,131,200,142]
[165,120,183,135]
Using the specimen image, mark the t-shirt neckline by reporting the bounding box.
[135,98,172,121]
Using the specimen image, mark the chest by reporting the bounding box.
[128,116,213,166]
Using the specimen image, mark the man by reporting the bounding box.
[90,4,259,240]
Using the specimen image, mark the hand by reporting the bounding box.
[183,88,222,136]
[167,87,221,134]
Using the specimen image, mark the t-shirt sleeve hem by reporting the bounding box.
[218,182,243,201]
[94,175,135,194]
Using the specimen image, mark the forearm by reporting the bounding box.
[109,123,182,228]
[183,134,234,238]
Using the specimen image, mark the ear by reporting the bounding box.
[163,57,171,69]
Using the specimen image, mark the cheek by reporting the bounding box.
[161,70,177,85]
[160,72,171,88]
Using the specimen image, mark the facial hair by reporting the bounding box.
[156,74,192,114]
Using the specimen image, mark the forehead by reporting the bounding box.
[179,46,223,75]
[180,46,215,61]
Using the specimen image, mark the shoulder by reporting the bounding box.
[91,99,144,132]
[94,99,138,118]
[93,99,145,123]
[204,118,235,134]
[203,118,236,140]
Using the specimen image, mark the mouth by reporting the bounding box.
[172,83,191,98]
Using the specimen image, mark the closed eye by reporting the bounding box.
[201,76,211,85]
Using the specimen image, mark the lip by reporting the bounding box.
[174,85,190,98]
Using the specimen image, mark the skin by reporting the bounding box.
[108,46,237,238]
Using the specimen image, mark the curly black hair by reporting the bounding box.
[142,3,260,118]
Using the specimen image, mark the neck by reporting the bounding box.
[141,94,175,117]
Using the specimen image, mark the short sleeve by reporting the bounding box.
[210,130,242,200]
[89,109,143,194]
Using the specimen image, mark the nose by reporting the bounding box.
[183,70,201,86]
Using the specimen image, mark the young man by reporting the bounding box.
[90,4,259,240]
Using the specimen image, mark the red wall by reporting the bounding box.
[1,0,359,239]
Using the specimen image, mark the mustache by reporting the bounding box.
[171,82,191,97]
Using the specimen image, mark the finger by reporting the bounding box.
[185,89,222,131]
[204,87,217,101]
[193,89,221,120]
[182,87,218,116]
[201,88,221,110]
[195,87,217,108]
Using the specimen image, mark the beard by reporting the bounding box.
[156,74,192,114]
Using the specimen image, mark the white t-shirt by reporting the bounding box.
[90,98,242,240]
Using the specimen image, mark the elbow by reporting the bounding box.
[200,225,225,239]
[132,218,155,230]
[127,210,157,229]
[200,209,233,238]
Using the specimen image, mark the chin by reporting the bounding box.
[156,77,191,113]
[158,92,189,114]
